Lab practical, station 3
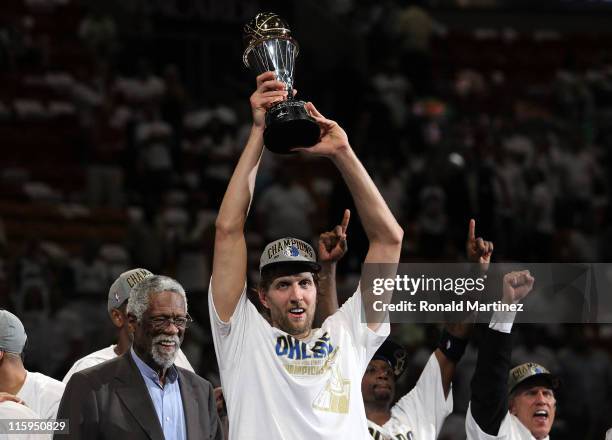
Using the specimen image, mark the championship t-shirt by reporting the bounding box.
[367,353,453,440]
[466,404,549,440]
[209,282,389,440]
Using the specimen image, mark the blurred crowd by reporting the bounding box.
[1,1,612,439]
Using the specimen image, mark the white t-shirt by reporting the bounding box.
[367,353,453,440]
[62,344,195,383]
[16,372,65,420]
[0,401,48,440]
[209,283,389,440]
[466,405,548,440]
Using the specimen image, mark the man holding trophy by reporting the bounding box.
[208,12,403,439]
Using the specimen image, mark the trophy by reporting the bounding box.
[243,12,320,154]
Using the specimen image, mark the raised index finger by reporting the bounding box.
[340,209,351,234]
[468,219,476,241]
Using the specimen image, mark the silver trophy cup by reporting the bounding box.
[243,12,319,154]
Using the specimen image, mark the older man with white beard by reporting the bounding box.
[62,268,194,384]
[56,275,223,440]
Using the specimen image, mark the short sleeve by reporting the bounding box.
[208,278,261,371]
[392,353,453,438]
[324,284,389,368]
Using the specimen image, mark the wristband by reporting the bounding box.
[438,329,468,363]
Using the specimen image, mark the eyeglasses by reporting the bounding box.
[147,314,193,330]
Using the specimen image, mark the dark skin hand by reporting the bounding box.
[466,218,493,267]
[314,209,350,327]
[318,209,350,263]
[213,387,226,417]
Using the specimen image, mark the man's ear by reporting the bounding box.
[508,396,517,415]
[0,350,4,362]
[258,289,269,309]
[110,309,126,328]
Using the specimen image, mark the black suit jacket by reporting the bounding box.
[55,352,223,440]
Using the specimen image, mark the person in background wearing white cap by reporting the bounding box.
[209,71,403,439]
[0,310,65,420]
[466,271,560,440]
[62,268,194,383]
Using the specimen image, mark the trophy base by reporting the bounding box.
[264,100,320,154]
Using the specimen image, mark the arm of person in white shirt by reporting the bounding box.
[293,103,403,331]
[211,71,288,322]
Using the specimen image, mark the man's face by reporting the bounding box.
[509,385,556,439]
[259,272,316,339]
[130,291,186,371]
[361,359,395,406]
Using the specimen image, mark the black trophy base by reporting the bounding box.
[263,99,320,154]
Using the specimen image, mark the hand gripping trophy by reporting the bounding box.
[243,12,320,154]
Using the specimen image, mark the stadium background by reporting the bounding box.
[1,0,611,438]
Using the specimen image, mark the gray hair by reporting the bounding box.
[127,275,188,321]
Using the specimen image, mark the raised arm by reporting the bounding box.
[211,72,288,321]
[297,105,403,263]
[314,209,350,326]
[435,219,494,396]
[470,270,534,436]
[294,103,403,329]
